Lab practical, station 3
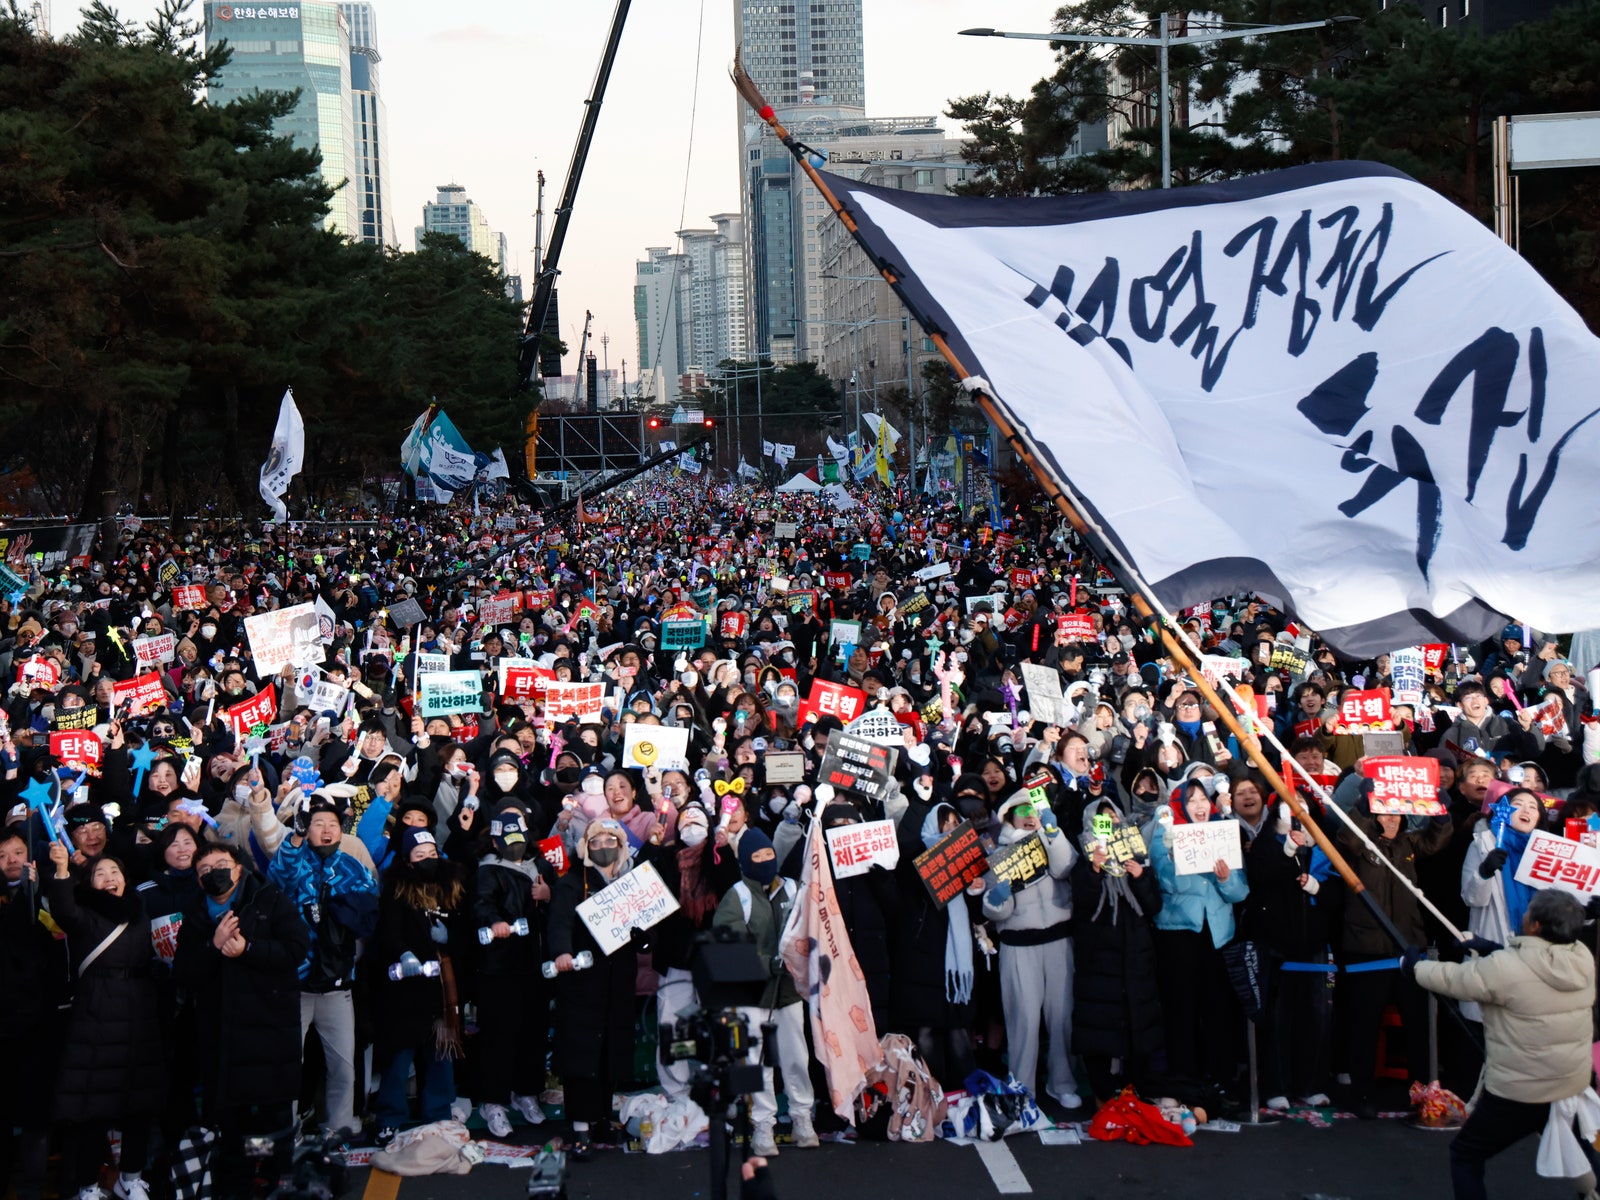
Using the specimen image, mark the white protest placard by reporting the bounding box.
[825,819,901,879]
[576,861,681,955]
[545,681,604,723]
[1199,654,1247,690]
[965,592,1006,615]
[307,679,348,717]
[843,707,907,748]
[622,723,690,772]
[1514,829,1600,897]
[774,522,798,540]
[133,632,176,666]
[829,619,863,650]
[414,652,450,676]
[244,601,322,676]
[1390,647,1427,707]
[913,560,952,583]
[1170,820,1243,876]
[1020,663,1068,727]
[416,670,483,718]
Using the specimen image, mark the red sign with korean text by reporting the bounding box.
[1361,755,1442,815]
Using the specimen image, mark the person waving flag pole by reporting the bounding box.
[728,52,1506,954]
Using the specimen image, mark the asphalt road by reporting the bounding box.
[342,1118,1570,1200]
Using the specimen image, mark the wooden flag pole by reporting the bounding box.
[731,51,1460,951]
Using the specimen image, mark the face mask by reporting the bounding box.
[200,867,234,898]
[589,845,621,867]
[767,795,788,815]
[201,625,217,639]
[413,858,440,880]
[494,770,519,791]
[743,671,758,686]
[233,783,252,803]
[913,779,934,801]
[498,841,527,862]
[679,824,708,848]
[581,775,604,795]
[313,841,339,859]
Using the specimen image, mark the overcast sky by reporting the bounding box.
[65,0,1065,386]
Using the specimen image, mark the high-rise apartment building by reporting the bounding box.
[204,2,360,237]
[339,3,395,246]
[735,0,865,362]
[415,184,509,272]
[676,214,748,370]
[634,247,688,402]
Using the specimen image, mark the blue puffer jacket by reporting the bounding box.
[1150,816,1249,948]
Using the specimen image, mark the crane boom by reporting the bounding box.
[517,0,633,386]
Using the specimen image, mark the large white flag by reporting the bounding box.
[825,162,1600,653]
[259,389,305,524]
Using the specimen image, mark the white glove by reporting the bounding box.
[1300,875,1321,896]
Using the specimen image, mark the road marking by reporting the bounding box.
[973,1138,1032,1194]
[362,1167,402,1200]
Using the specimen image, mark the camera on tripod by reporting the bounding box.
[659,1006,753,1070]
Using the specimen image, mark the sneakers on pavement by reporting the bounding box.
[790,1112,820,1149]
[1047,1088,1084,1110]
[1298,1093,1331,1108]
[481,1103,513,1139]
[512,1093,547,1126]
[751,1123,780,1157]
[1265,1096,1291,1112]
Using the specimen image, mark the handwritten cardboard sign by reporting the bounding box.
[914,819,989,907]
[577,861,681,955]
[826,819,900,879]
[1170,820,1243,876]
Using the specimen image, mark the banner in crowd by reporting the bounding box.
[1514,830,1600,897]
[1360,755,1443,815]
[0,524,96,572]
[987,833,1050,890]
[621,723,690,772]
[544,681,604,723]
[914,819,989,906]
[49,730,103,776]
[823,162,1600,653]
[416,670,484,718]
[227,688,278,736]
[779,818,881,1124]
[1170,821,1243,876]
[112,671,167,717]
[401,408,492,497]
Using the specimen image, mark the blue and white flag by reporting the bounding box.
[825,162,1600,653]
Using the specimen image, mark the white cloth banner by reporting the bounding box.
[259,389,305,524]
[826,163,1600,653]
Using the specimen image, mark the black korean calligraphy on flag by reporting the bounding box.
[825,162,1600,653]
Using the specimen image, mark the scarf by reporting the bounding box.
[1499,825,1535,938]
[676,841,715,924]
[921,806,973,1007]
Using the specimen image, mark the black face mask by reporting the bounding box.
[312,841,339,859]
[589,846,621,867]
[498,841,528,862]
[413,858,440,881]
[200,867,235,898]
[554,767,581,786]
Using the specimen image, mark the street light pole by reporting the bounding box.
[960,16,1357,189]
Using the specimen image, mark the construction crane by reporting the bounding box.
[571,310,593,402]
[516,0,633,388]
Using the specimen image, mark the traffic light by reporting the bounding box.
[647,416,661,430]
[703,417,715,428]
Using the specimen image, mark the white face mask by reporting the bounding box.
[581,775,604,795]
[678,823,708,848]
[233,783,252,803]
[912,779,934,801]
[493,769,519,791]
[200,625,217,639]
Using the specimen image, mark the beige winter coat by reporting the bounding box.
[1415,936,1595,1103]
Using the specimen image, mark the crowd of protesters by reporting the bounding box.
[0,471,1596,1200]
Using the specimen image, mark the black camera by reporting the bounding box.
[659,1006,753,1069]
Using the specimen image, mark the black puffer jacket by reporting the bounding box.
[889,803,976,1030]
[1069,853,1164,1059]
[45,876,167,1121]
[1334,807,1451,957]
[831,862,900,1026]
[474,855,555,973]
[370,859,472,1053]
[172,871,310,1110]
[547,864,636,1080]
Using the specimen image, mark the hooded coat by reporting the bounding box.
[1415,936,1595,1103]
[546,829,637,1082]
[44,877,167,1121]
[889,801,976,1030]
[1068,799,1164,1059]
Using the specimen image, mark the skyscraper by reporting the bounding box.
[634,247,687,401]
[415,184,509,272]
[734,0,864,110]
[339,3,395,247]
[204,2,360,237]
[734,0,865,361]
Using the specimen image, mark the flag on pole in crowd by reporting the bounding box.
[763,439,776,458]
[779,816,881,1123]
[862,413,900,454]
[400,407,431,477]
[738,457,760,480]
[258,389,305,524]
[486,448,511,480]
[827,435,850,467]
[820,161,1600,653]
[874,428,893,487]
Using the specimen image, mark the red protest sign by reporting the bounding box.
[172,584,207,611]
[822,572,853,591]
[1055,611,1097,642]
[524,590,554,611]
[16,656,59,689]
[501,665,553,703]
[49,730,103,776]
[719,611,749,640]
[1529,692,1569,739]
[913,819,989,907]
[1421,644,1449,671]
[1010,568,1035,590]
[227,688,279,736]
[537,835,569,876]
[1361,755,1442,815]
[1339,689,1391,730]
[112,671,167,717]
[797,679,868,725]
[994,532,1015,552]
